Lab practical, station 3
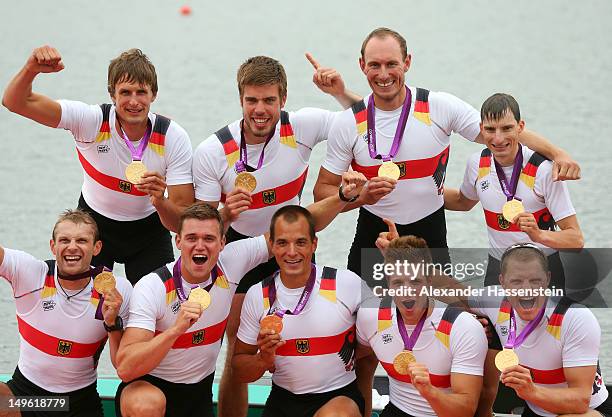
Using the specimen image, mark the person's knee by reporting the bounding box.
[314,396,361,417]
[120,381,166,417]
[0,382,20,417]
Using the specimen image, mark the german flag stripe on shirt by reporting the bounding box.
[497,298,512,324]
[95,104,112,142]
[413,88,432,126]
[262,275,274,311]
[215,126,240,168]
[546,297,572,340]
[279,111,297,148]
[478,149,492,179]
[350,101,368,136]
[519,152,548,189]
[435,305,463,349]
[41,260,57,299]
[377,297,393,332]
[148,114,170,156]
[319,266,337,303]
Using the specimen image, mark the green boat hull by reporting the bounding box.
[0,375,267,417]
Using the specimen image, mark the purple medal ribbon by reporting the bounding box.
[267,264,317,319]
[366,86,412,162]
[395,306,428,351]
[89,265,111,321]
[172,257,219,302]
[118,120,152,162]
[494,144,524,201]
[235,122,275,173]
[504,305,546,350]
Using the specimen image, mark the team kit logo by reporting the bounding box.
[118,180,132,193]
[263,190,276,205]
[192,330,205,345]
[497,214,511,230]
[57,340,72,356]
[295,339,310,354]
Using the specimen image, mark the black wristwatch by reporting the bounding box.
[338,184,358,203]
[103,316,124,332]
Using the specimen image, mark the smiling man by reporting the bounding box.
[470,244,612,417]
[114,172,366,417]
[2,46,194,284]
[356,235,487,417]
[192,54,361,416]
[313,28,581,284]
[232,205,378,417]
[444,93,583,288]
[0,209,132,417]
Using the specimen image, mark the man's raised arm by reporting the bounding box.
[305,52,361,109]
[2,45,64,127]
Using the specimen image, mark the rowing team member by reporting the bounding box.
[0,26,592,417]
[0,171,367,417]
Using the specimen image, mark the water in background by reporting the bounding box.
[1,0,611,380]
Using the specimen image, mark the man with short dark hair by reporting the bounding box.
[2,46,194,284]
[192,54,361,416]
[444,93,583,288]
[115,173,366,417]
[470,244,612,417]
[314,27,581,285]
[232,204,377,417]
[0,209,132,417]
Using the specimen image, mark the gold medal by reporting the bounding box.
[188,287,211,310]
[392,350,416,375]
[377,161,401,180]
[234,172,257,193]
[495,348,520,371]
[260,314,283,333]
[125,161,148,184]
[93,271,116,294]
[502,199,525,222]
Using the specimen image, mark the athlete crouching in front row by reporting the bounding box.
[0,209,131,417]
[232,204,379,417]
[358,235,488,417]
[470,244,612,417]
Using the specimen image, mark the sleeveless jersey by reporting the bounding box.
[357,299,487,416]
[0,248,132,392]
[461,146,576,259]
[238,265,366,394]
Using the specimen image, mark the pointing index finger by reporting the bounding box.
[305,52,320,70]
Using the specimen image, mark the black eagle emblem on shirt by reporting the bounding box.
[338,328,356,370]
[537,212,556,231]
[432,149,449,194]
[593,362,603,395]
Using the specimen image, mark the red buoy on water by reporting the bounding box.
[180,5,192,15]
